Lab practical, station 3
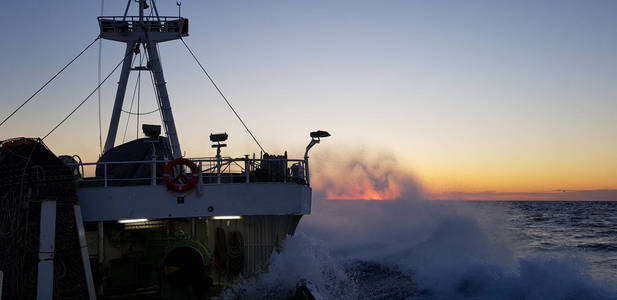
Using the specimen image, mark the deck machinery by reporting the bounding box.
[1,1,328,299]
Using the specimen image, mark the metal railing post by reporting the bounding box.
[283,159,287,183]
[216,157,222,184]
[244,155,250,183]
[198,162,203,192]
[103,163,108,187]
[151,157,157,186]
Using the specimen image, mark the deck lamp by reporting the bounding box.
[212,216,242,220]
[305,130,330,158]
[304,130,330,186]
[118,218,149,224]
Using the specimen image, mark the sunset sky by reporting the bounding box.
[1,1,615,200]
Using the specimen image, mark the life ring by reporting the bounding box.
[163,158,199,193]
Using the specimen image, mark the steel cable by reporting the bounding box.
[0,37,100,129]
[42,49,133,140]
[179,38,267,153]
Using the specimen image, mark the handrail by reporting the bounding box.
[98,16,184,21]
[70,157,305,166]
[70,157,308,188]
[98,16,187,36]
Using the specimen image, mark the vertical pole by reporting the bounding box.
[304,139,318,187]
[283,158,287,183]
[97,221,105,297]
[304,157,310,186]
[146,43,182,158]
[139,0,144,21]
[74,206,97,300]
[244,155,250,183]
[103,42,136,152]
[197,162,203,192]
[103,163,108,187]
[37,200,56,300]
[216,147,221,184]
[151,156,157,186]
[216,162,221,184]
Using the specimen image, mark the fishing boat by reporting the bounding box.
[0,1,329,299]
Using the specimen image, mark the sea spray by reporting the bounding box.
[219,153,617,299]
[218,233,356,299]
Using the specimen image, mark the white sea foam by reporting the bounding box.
[219,154,617,299]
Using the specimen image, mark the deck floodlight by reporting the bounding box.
[310,130,331,139]
[213,216,242,220]
[118,218,149,224]
[304,130,330,187]
[305,130,331,158]
[210,133,228,143]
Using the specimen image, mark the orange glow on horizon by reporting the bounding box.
[311,152,406,201]
[325,181,402,200]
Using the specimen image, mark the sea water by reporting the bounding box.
[220,193,617,299]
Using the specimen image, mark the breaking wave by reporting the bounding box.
[219,154,617,300]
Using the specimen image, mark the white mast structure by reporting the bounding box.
[101,0,187,157]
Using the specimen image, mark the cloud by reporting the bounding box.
[429,189,617,201]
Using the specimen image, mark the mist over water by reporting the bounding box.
[220,154,617,300]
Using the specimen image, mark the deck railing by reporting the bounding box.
[98,16,187,34]
[69,157,308,188]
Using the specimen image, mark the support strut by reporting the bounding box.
[103,42,136,152]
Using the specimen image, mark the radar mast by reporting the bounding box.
[99,0,188,157]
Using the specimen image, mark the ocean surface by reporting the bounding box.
[479,201,617,282]
[221,199,617,300]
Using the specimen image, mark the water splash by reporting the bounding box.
[218,233,357,299]
[220,154,617,299]
[311,150,411,200]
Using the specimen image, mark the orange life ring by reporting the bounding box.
[163,158,199,193]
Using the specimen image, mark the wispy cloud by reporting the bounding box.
[429,190,617,201]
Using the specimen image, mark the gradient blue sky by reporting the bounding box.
[1,1,616,195]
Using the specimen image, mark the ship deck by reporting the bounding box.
[71,156,312,221]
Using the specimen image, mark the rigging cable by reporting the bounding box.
[137,50,142,139]
[179,38,267,154]
[42,50,131,140]
[150,64,167,135]
[0,37,100,129]
[98,0,105,155]
[122,108,160,116]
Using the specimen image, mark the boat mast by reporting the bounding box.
[100,0,187,158]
